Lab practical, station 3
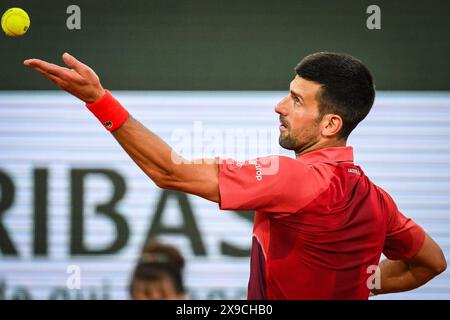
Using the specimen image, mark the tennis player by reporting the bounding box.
[24,52,446,299]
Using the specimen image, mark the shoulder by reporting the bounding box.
[371,183,400,218]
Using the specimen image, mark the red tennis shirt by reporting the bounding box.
[218,146,425,300]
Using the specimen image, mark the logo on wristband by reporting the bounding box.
[104,121,113,129]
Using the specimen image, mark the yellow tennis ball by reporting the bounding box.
[1,8,30,37]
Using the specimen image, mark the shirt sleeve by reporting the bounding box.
[218,155,333,213]
[382,191,426,260]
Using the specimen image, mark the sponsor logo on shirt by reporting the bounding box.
[255,163,263,181]
[348,168,360,175]
[248,160,263,181]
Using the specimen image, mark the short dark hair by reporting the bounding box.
[295,52,375,138]
[129,242,186,297]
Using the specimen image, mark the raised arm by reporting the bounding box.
[112,116,219,202]
[24,53,220,203]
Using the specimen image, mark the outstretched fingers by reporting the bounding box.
[27,64,68,88]
[62,52,91,76]
[24,59,66,77]
[23,54,104,103]
[24,58,83,85]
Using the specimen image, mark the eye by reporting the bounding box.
[293,96,300,104]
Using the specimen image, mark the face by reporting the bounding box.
[275,75,323,153]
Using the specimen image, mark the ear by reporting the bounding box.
[321,114,343,137]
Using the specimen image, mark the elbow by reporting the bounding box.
[430,251,447,276]
[153,176,173,190]
[420,234,447,276]
[435,257,447,275]
[435,246,447,275]
[149,170,173,190]
[441,260,447,274]
[152,171,178,190]
[154,179,167,189]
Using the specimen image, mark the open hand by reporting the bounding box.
[24,53,105,104]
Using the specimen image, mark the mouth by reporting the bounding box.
[279,117,289,132]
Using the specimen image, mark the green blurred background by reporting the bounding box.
[0,0,449,90]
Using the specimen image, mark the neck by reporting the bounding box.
[295,139,347,157]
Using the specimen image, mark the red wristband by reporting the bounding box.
[86,90,129,132]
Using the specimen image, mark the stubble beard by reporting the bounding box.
[279,124,321,155]
[279,131,300,151]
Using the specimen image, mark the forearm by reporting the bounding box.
[372,258,438,295]
[112,115,183,187]
[111,115,220,202]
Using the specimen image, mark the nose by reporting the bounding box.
[275,96,289,116]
